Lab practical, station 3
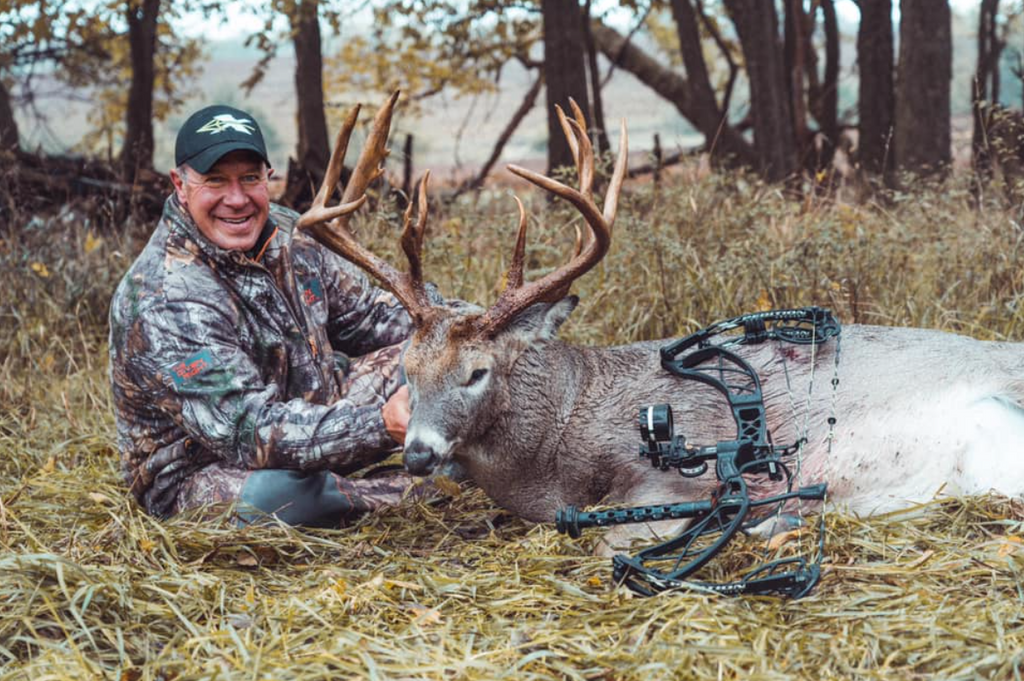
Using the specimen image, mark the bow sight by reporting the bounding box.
[555,307,841,598]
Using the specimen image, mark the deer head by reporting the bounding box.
[297,92,627,477]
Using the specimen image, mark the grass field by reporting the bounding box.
[1,165,1023,679]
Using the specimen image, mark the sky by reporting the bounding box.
[179,0,986,42]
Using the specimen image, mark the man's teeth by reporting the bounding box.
[220,217,250,224]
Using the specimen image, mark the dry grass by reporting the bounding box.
[2,166,1023,679]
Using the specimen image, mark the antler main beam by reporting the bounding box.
[473,100,628,337]
[296,91,434,324]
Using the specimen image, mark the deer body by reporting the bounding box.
[403,307,1024,526]
[297,94,1024,541]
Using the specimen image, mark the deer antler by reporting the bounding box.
[473,100,628,337]
[296,91,434,324]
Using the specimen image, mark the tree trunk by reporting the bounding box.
[724,0,798,182]
[589,19,755,166]
[541,0,591,173]
[783,0,809,153]
[120,0,160,179]
[0,79,19,151]
[668,0,736,160]
[857,0,895,176]
[581,0,609,155]
[973,0,1001,173]
[291,0,330,182]
[816,0,840,169]
[895,0,951,174]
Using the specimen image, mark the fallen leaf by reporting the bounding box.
[237,553,258,567]
[84,231,103,254]
[404,602,442,625]
[433,476,462,498]
[998,536,1022,558]
[767,527,807,551]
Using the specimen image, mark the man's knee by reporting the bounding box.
[238,469,371,528]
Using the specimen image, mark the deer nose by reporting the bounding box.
[403,441,438,475]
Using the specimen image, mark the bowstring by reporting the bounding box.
[759,319,817,566]
[758,314,836,578]
[818,330,842,566]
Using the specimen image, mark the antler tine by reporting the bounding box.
[571,222,584,259]
[556,103,580,170]
[339,90,399,207]
[566,99,594,194]
[503,195,529,291]
[297,91,434,325]
[399,172,432,305]
[296,105,366,231]
[603,118,629,226]
[475,111,628,337]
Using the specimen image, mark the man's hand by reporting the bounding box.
[382,385,411,444]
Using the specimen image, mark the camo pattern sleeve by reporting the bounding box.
[318,246,415,356]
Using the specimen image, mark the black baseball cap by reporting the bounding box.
[175,104,271,173]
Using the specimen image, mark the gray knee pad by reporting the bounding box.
[238,470,368,528]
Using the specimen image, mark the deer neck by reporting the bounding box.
[464,340,617,521]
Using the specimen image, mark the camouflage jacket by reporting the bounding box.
[109,195,413,517]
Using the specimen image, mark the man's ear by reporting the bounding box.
[169,167,188,205]
[499,296,579,344]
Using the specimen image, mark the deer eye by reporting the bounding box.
[466,368,489,387]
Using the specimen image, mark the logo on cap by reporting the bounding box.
[195,114,256,136]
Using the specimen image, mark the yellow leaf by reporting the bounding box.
[432,476,462,498]
[87,492,112,504]
[30,262,50,278]
[405,603,442,625]
[40,455,56,474]
[84,231,103,254]
[587,576,604,588]
[138,538,156,553]
[998,536,1022,557]
[756,290,772,312]
[767,527,807,551]
[237,553,259,567]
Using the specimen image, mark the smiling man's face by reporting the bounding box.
[170,150,273,252]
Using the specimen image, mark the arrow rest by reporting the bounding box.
[554,307,841,597]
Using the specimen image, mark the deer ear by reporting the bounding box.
[500,296,579,342]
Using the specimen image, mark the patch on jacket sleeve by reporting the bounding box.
[167,349,214,387]
[301,276,324,306]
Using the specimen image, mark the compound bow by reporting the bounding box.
[555,307,841,597]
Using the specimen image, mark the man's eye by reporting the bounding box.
[466,368,488,386]
[241,174,263,186]
[203,177,227,189]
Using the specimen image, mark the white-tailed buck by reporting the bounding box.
[299,94,1024,552]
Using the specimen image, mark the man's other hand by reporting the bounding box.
[382,385,410,444]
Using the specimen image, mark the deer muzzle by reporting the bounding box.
[403,441,438,475]
[402,425,457,475]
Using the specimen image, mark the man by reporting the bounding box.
[109,104,419,527]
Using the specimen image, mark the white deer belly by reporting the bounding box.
[827,383,1024,514]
